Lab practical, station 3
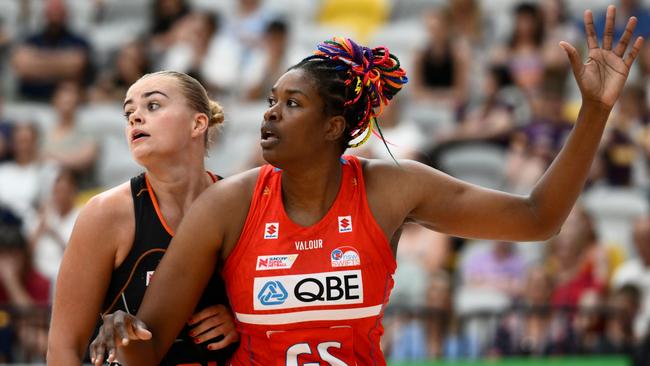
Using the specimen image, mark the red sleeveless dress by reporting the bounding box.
[222,156,396,365]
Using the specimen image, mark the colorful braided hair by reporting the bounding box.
[289,37,408,157]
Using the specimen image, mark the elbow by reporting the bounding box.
[525,218,561,242]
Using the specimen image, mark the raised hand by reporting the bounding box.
[188,304,240,350]
[89,310,152,366]
[560,5,644,109]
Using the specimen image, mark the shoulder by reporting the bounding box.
[62,181,135,269]
[81,182,133,224]
[208,167,261,200]
[361,158,434,185]
[189,167,261,225]
[73,182,134,250]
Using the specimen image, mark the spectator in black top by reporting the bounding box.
[10,0,92,101]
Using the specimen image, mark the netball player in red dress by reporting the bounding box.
[91,6,642,365]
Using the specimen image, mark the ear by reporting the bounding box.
[191,113,209,138]
[324,115,346,142]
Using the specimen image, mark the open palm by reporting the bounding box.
[560,6,644,109]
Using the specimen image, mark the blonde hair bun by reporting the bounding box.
[208,100,225,127]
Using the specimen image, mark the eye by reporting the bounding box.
[267,97,277,107]
[147,102,160,111]
[287,99,299,107]
[123,111,133,121]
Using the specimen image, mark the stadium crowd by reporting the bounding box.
[0,0,650,363]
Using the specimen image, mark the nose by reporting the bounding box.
[128,109,143,126]
[264,103,280,122]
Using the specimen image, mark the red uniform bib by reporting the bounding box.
[222,156,396,365]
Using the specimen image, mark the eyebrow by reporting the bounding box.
[123,90,170,109]
[270,87,308,98]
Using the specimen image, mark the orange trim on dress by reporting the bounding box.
[102,248,167,315]
[144,174,175,237]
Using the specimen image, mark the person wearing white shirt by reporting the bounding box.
[612,215,650,339]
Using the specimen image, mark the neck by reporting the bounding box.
[280,155,344,227]
[144,157,210,216]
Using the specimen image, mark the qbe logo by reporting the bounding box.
[264,222,279,239]
[253,270,363,310]
[338,216,352,233]
[257,281,289,305]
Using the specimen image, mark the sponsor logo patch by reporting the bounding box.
[257,281,289,305]
[264,222,279,239]
[256,254,298,271]
[338,216,352,233]
[331,246,361,267]
[253,270,363,310]
[146,271,155,286]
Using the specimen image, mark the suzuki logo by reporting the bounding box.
[258,281,288,305]
[264,222,279,239]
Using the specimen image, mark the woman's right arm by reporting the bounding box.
[47,187,133,366]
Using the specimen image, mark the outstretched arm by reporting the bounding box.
[370,6,643,242]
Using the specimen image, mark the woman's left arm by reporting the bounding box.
[375,6,643,242]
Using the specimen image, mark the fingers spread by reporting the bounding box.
[603,5,616,50]
[559,41,582,76]
[614,16,638,56]
[625,36,645,68]
[584,9,599,50]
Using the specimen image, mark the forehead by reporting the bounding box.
[273,69,317,95]
[125,75,178,101]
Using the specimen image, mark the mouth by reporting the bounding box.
[260,127,280,148]
[131,130,150,142]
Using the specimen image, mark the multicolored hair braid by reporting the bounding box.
[290,37,408,155]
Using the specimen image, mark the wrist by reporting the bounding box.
[581,98,614,115]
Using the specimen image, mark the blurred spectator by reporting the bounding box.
[602,284,640,354]
[461,241,527,299]
[546,205,609,310]
[570,290,608,354]
[0,222,49,362]
[42,81,98,188]
[594,85,649,186]
[88,39,151,103]
[449,0,483,45]
[505,70,571,194]
[0,223,49,307]
[439,65,516,146]
[0,18,9,50]
[411,8,470,109]
[355,97,427,161]
[0,124,57,222]
[492,3,546,95]
[593,0,650,42]
[634,324,650,366]
[0,98,13,163]
[241,19,292,101]
[540,0,581,71]
[391,224,451,307]
[317,0,388,42]
[612,215,650,339]
[201,0,271,96]
[10,0,92,101]
[388,270,473,361]
[27,169,79,292]
[490,266,573,356]
[149,0,190,50]
[159,11,220,81]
